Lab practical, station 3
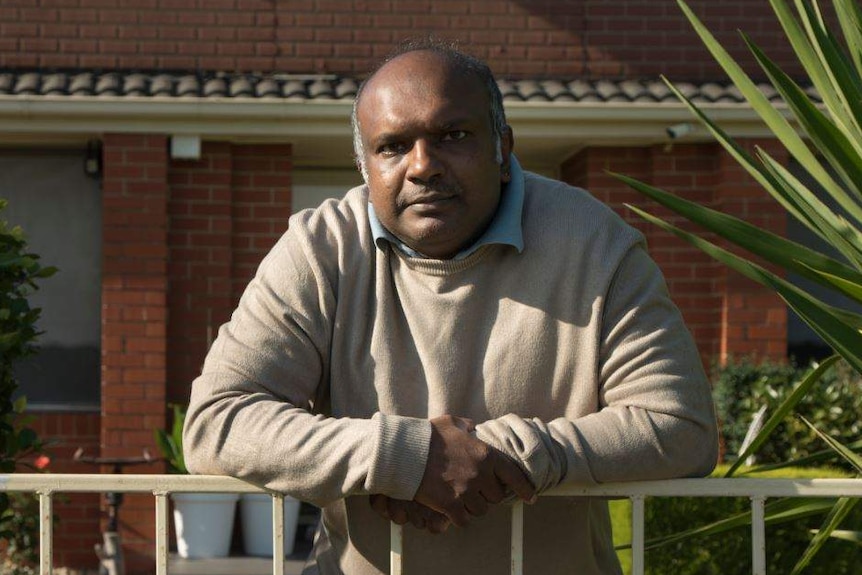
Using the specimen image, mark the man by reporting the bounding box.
[183,42,718,574]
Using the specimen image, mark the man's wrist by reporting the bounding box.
[365,413,432,500]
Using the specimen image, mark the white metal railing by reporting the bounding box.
[2,474,861,575]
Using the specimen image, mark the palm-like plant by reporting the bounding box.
[614,0,862,571]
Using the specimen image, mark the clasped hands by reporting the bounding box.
[370,414,536,533]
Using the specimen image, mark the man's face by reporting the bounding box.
[356,51,512,259]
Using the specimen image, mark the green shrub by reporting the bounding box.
[0,199,55,573]
[611,467,862,575]
[713,357,862,468]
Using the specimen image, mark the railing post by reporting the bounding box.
[154,492,169,575]
[751,496,767,575]
[39,491,53,575]
[511,501,524,575]
[391,522,403,575]
[631,495,645,575]
[272,493,285,575]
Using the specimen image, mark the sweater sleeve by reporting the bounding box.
[182,223,432,506]
[474,245,718,493]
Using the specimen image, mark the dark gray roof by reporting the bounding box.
[0,70,812,104]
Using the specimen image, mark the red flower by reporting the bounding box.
[34,455,50,470]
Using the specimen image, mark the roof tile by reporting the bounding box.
[0,69,815,105]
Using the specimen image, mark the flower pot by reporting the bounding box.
[172,492,239,559]
[240,493,301,557]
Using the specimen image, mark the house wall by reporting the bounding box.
[0,0,817,80]
[0,1,800,572]
[561,140,787,366]
[10,134,787,573]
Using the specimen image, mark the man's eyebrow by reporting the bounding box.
[437,117,475,129]
[370,132,402,145]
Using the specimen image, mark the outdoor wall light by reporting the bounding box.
[170,135,202,160]
[84,139,102,177]
[666,122,694,139]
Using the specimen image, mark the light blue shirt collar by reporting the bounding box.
[368,155,525,260]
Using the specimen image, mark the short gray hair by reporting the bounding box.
[351,40,507,181]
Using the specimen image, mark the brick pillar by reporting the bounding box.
[646,143,724,364]
[714,138,787,361]
[32,412,101,569]
[166,143,292,406]
[167,142,234,404]
[561,144,723,366]
[230,144,293,305]
[101,134,168,575]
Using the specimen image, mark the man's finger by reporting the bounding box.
[443,502,471,527]
[463,493,488,517]
[406,503,427,530]
[479,478,507,504]
[386,498,409,525]
[493,453,537,503]
[425,514,451,534]
[370,494,390,519]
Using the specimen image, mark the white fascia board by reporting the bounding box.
[0,96,354,140]
[0,95,781,146]
[505,101,786,142]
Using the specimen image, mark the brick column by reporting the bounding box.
[167,142,234,404]
[166,143,292,406]
[101,134,168,575]
[230,144,293,304]
[714,138,787,361]
[646,143,724,363]
[562,144,723,366]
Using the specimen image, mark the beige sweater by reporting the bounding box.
[184,171,718,574]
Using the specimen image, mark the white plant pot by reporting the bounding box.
[240,493,301,557]
[172,492,239,559]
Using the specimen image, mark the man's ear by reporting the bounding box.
[500,126,515,183]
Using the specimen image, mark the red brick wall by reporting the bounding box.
[167,142,235,405]
[30,411,101,570]
[229,145,293,304]
[101,133,169,575]
[166,142,291,404]
[714,138,788,359]
[0,0,820,80]
[561,140,787,366]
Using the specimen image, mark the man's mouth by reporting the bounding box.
[409,194,454,208]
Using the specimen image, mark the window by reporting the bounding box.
[1,149,101,410]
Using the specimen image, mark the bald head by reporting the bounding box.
[351,44,507,180]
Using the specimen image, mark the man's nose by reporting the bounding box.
[406,139,443,184]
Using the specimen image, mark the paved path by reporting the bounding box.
[169,541,311,575]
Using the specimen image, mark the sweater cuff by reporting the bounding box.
[366,413,432,500]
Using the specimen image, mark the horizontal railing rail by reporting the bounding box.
[2,474,861,575]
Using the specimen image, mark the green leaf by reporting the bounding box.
[616,497,835,551]
[745,32,862,207]
[34,266,57,279]
[802,264,862,302]
[725,355,840,477]
[791,497,859,575]
[755,145,862,269]
[12,396,26,414]
[741,438,862,473]
[660,80,862,264]
[16,428,36,451]
[834,0,862,74]
[677,0,858,219]
[613,172,862,293]
[626,204,862,374]
[799,415,862,474]
[777,0,862,141]
[825,529,862,545]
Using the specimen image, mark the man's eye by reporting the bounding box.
[442,130,468,142]
[378,143,407,156]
